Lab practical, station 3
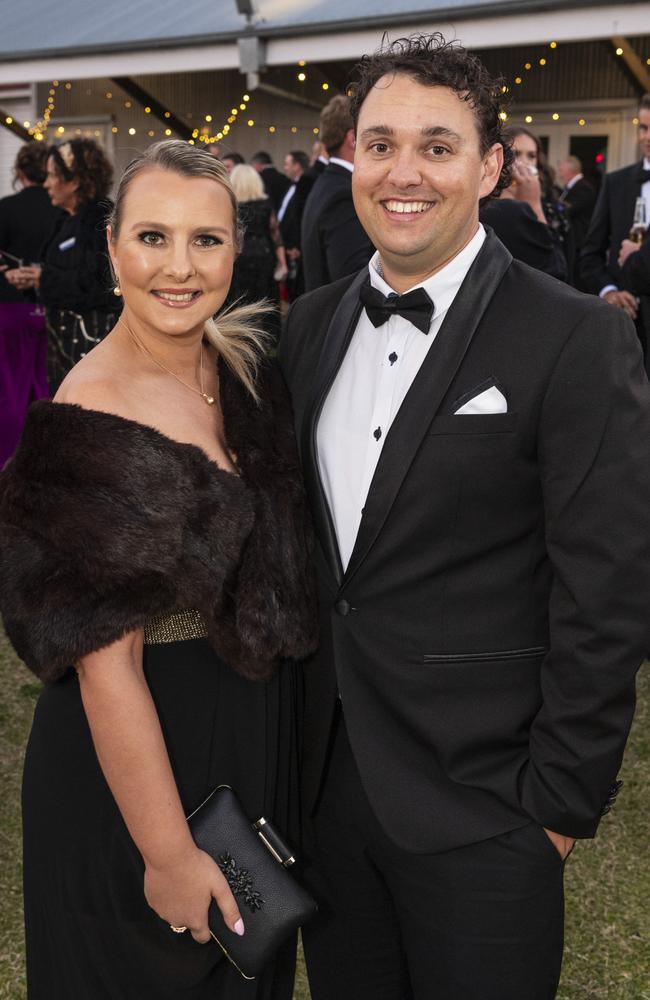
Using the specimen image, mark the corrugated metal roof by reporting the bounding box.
[0,0,619,60]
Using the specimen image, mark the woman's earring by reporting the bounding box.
[113,282,121,297]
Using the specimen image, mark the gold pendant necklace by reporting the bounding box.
[122,321,215,405]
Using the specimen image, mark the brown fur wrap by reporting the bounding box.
[0,358,318,683]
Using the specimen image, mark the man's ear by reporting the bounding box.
[479,143,504,200]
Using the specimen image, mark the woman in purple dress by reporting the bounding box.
[0,144,61,466]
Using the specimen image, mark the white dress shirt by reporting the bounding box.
[317,224,486,570]
[277,184,296,222]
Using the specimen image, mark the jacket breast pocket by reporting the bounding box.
[427,413,518,436]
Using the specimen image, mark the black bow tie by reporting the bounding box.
[636,167,650,184]
[359,283,434,335]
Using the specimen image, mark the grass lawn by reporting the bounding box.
[0,630,648,999]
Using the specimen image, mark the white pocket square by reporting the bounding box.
[454,385,508,415]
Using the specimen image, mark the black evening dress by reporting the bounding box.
[38,198,122,394]
[226,198,282,340]
[0,359,317,1000]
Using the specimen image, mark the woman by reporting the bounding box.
[481,127,572,282]
[0,141,317,999]
[0,143,61,465]
[226,164,287,341]
[5,138,121,393]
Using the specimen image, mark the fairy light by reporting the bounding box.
[498,111,508,121]
[298,72,307,82]
[298,59,306,67]
[128,127,136,135]
[552,112,560,120]
[269,125,276,133]
[111,126,118,134]
[322,82,329,91]
[615,47,623,56]
[525,114,533,123]
[165,128,172,136]
[578,118,586,126]
[313,127,319,134]
[247,119,254,126]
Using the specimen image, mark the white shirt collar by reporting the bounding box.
[565,173,583,190]
[644,157,650,170]
[368,224,486,321]
[329,156,354,173]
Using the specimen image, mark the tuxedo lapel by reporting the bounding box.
[344,231,512,585]
[301,269,368,585]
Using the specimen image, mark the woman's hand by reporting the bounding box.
[4,265,41,290]
[144,845,244,944]
[509,161,546,222]
[618,238,641,268]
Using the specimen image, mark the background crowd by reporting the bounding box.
[1,89,649,468]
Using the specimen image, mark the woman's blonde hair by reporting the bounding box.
[229,163,266,203]
[108,140,270,399]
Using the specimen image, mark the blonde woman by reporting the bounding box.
[227,164,287,339]
[0,141,317,999]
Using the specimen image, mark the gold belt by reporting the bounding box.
[144,609,208,645]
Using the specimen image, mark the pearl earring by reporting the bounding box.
[113,282,122,297]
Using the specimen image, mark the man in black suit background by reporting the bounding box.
[250,150,291,212]
[580,94,650,358]
[280,35,650,1000]
[556,155,596,252]
[279,150,314,300]
[300,94,373,290]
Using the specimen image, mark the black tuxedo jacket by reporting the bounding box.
[560,177,596,249]
[300,162,373,291]
[280,173,315,251]
[579,161,645,293]
[280,230,650,853]
[259,166,291,213]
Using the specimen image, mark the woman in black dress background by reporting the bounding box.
[0,143,61,465]
[0,141,316,999]
[5,138,122,393]
[227,164,287,341]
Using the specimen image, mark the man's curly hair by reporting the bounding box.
[348,33,513,202]
[49,138,113,208]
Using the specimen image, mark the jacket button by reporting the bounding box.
[335,599,351,616]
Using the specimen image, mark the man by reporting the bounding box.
[300,95,373,290]
[250,150,291,211]
[279,150,314,300]
[280,35,650,1000]
[221,151,245,172]
[580,94,650,360]
[556,154,596,250]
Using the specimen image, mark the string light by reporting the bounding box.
[615,47,623,56]
[552,112,560,120]
[322,82,329,90]
[578,118,586,126]
[128,127,136,135]
[525,114,533,123]
[298,59,306,67]
[297,72,307,82]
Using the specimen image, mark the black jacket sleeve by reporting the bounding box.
[521,305,650,836]
[620,240,650,295]
[38,201,116,313]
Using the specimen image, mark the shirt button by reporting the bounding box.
[335,599,351,616]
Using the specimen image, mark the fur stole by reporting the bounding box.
[0,358,318,683]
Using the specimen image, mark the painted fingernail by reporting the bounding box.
[234,918,245,936]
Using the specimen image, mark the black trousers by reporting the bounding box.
[301,713,565,1000]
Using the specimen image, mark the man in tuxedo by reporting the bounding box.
[301,95,373,290]
[580,94,650,357]
[279,150,314,300]
[280,35,650,1000]
[250,150,291,212]
[556,155,596,251]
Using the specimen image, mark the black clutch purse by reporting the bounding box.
[187,785,317,979]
